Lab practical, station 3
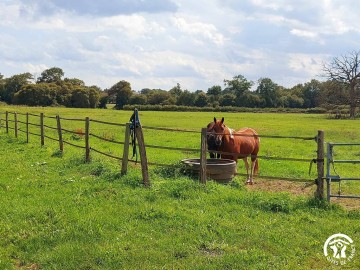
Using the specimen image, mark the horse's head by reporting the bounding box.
[207,122,218,158]
[212,117,225,146]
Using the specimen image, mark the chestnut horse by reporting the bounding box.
[211,117,260,184]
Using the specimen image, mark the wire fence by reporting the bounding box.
[0,110,325,197]
[0,110,318,167]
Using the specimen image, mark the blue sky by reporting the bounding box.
[1,0,359,91]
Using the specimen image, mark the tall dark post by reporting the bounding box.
[200,128,207,184]
[5,111,9,133]
[135,125,150,187]
[85,117,90,162]
[316,130,325,200]
[121,123,130,175]
[56,115,64,152]
[40,113,44,146]
[26,113,29,143]
[14,112,18,138]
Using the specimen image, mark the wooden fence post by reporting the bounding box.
[56,115,63,152]
[40,113,44,146]
[26,113,29,143]
[316,130,325,200]
[135,126,150,187]
[5,111,9,133]
[121,123,131,175]
[85,117,90,162]
[200,128,207,184]
[14,112,18,138]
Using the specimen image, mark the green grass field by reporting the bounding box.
[0,105,359,269]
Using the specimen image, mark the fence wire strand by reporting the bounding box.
[44,134,59,142]
[90,147,123,160]
[90,119,126,127]
[43,124,58,131]
[61,128,85,135]
[63,140,86,149]
[60,117,85,122]
[1,110,322,185]
[90,133,126,145]
[142,125,316,140]
[145,143,199,153]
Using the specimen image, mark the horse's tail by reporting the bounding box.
[254,135,260,175]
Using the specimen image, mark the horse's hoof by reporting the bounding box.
[245,180,254,185]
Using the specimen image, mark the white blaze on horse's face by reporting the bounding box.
[213,117,225,146]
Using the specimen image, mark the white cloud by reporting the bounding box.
[16,0,178,17]
[0,2,22,26]
[290,29,318,39]
[1,0,360,91]
[22,63,49,76]
[172,17,225,46]
[288,54,324,75]
[250,0,294,11]
[101,15,166,39]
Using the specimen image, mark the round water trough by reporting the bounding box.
[181,158,237,183]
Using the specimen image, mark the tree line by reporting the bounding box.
[0,67,102,108]
[105,75,355,115]
[1,51,359,117]
[0,69,352,110]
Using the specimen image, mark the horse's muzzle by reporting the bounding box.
[215,136,223,146]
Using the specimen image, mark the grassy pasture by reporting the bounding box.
[0,105,359,269]
[1,105,360,195]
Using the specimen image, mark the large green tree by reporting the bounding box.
[0,73,5,101]
[14,83,58,106]
[194,91,209,107]
[88,86,101,108]
[219,93,235,107]
[37,67,64,84]
[256,78,281,108]
[108,80,132,109]
[176,90,195,106]
[98,92,109,109]
[169,83,182,98]
[64,77,85,86]
[71,88,90,108]
[302,79,321,108]
[129,93,147,105]
[146,90,173,105]
[224,75,254,106]
[2,73,33,103]
[207,85,222,106]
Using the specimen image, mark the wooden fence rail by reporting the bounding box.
[0,110,325,199]
[0,111,145,185]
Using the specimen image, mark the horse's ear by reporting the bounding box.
[214,117,216,123]
[221,117,224,124]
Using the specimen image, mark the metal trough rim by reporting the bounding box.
[181,158,236,166]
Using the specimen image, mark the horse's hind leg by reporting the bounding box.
[243,158,252,185]
[247,160,255,185]
[247,157,257,185]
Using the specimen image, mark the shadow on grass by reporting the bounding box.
[153,162,190,179]
[52,150,63,158]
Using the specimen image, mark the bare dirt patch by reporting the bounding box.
[246,178,316,196]
[246,178,359,210]
[331,198,360,210]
